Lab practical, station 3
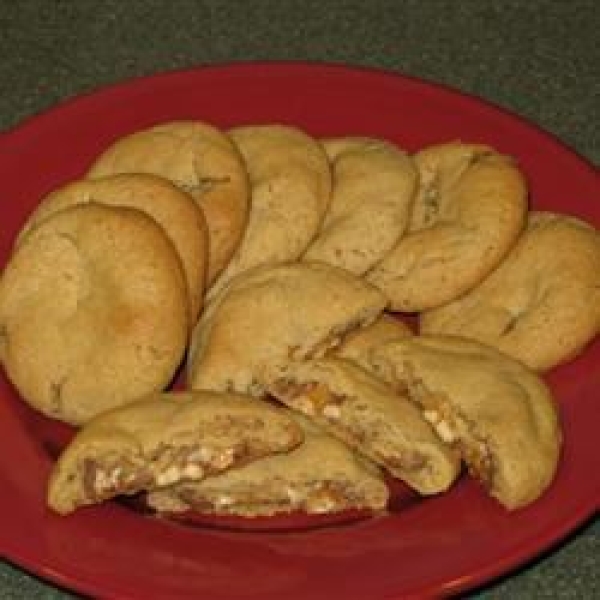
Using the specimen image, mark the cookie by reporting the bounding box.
[0,203,189,425]
[47,391,303,514]
[87,120,249,284]
[367,142,527,311]
[303,137,417,275]
[187,261,387,396]
[421,212,600,370]
[366,335,562,509]
[336,313,412,366]
[147,413,389,516]
[208,124,331,297]
[269,357,461,495]
[19,173,208,323]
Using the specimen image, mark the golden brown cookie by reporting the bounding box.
[47,391,303,515]
[420,212,600,370]
[87,120,249,284]
[269,357,461,495]
[18,173,208,323]
[147,413,389,516]
[303,137,417,274]
[366,335,562,509]
[367,142,527,311]
[208,124,332,297]
[187,261,387,396]
[0,203,189,425]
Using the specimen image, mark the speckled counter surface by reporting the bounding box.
[0,1,598,598]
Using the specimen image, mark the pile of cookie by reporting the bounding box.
[1,121,599,519]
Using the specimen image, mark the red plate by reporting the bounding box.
[0,62,598,599]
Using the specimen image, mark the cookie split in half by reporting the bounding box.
[147,414,389,517]
[47,391,303,515]
[367,142,527,311]
[269,357,461,495]
[366,335,562,509]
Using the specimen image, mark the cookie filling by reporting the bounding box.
[272,380,435,481]
[273,381,346,421]
[83,455,152,502]
[80,440,275,503]
[161,479,386,515]
[407,379,495,487]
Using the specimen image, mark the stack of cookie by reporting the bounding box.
[1,119,598,520]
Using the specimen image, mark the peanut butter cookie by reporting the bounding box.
[87,120,249,284]
[304,137,417,274]
[367,142,527,311]
[147,413,388,516]
[0,203,189,425]
[47,391,303,514]
[187,261,387,396]
[208,124,331,297]
[367,335,562,509]
[421,212,600,370]
[19,173,208,323]
[269,357,460,495]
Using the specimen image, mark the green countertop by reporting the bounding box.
[0,1,598,598]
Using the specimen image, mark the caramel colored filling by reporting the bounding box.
[176,479,380,515]
[275,381,432,477]
[410,381,494,487]
[274,381,345,421]
[81,441,261,502]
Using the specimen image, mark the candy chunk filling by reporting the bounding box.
[81,441,273,504]
[408,381,494,487]
[272,381,345,421]
[272,380,435,482]
[156,478,388,516]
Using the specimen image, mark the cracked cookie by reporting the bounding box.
[367,142,527,311]
[269,357,460,495]
[366,335,562,509]
[147,413,388,517]
[47,391,303,515]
